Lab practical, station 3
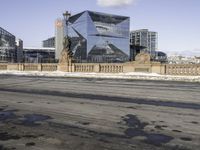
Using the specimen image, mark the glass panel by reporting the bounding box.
[67,11,130,63]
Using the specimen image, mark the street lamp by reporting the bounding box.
[63,11,71,37]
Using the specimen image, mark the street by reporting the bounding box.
[0,75,200,150]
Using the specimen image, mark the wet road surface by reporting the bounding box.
[0,75,200,150]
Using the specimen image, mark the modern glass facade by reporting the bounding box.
[67,11,130,63]
[0,27,16,62]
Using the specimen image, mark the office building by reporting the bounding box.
[0,27,16,62]
[130,29,157,57]
[43,37,55,48]
[56,10,130,63]
[23,47,55,63]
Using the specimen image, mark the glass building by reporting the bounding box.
[67,11,130,63]
[23,47,55,63]
[0,27,16,62]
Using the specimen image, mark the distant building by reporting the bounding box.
[130,29,157,57]
[55,19,65,60]
[15,39,23,63]
[43,37,55,48]
[0,27,16,63]
[154,51,167,63]
[167,55,200,64]
[130,45,146,61]
[23,47,55,63]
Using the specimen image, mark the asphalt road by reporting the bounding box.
[0,75,200,150]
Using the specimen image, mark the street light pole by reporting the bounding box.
[63,11,71,37]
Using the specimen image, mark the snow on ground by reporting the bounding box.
[0,70,200,82]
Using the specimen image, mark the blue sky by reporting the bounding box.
[1,0,200,53]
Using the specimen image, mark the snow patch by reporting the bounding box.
[0,70,200,82]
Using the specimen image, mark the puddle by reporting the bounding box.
[124,128,146,137]
[145,134,174,146]
[25,142,35,147]
[0,110,17,121]
[99,138,110,143]
[0,132,20,141]
[70,133,79,137]
[126,106,137,109]
[22,134,38,138]
[154,125,163,130]
[79,121,90,125]
[191,121,198,124]
[180,137,192,141]
[123,114,148,138]
[172,130,182,133]
[20,114,52,126]
[123,114,148,129]
[0,145,9,150]
[123,114,173,146]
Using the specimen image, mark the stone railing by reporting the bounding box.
[41,64,57,71]
[99,64,123,73]
[74,64,95,72]
[166,64,200,76]
[1,62,200,76]
[0,63,58,72]
[24,64,38,71]
[74,63,124,73]
[0,64,7,70]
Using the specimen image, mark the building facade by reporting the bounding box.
[62,11,130,63]
[0,27,16,62]
[55,19,65,60]
[154,51,167,63]
[16,38,23,63]
[130,45,146,61]
[43,37,55,48]
[130,29,157,57]
[23,47,55,63]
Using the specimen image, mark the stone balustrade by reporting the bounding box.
[99,64,123,73]
[74,64,95,72]
[166,64,200,76]
[0,62,200,76]
[0,64,7,70]
[41,64,58,71]
[24,64,38,71]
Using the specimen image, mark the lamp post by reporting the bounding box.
[63,11,71,37]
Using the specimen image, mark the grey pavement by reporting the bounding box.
[0,75,199,150]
